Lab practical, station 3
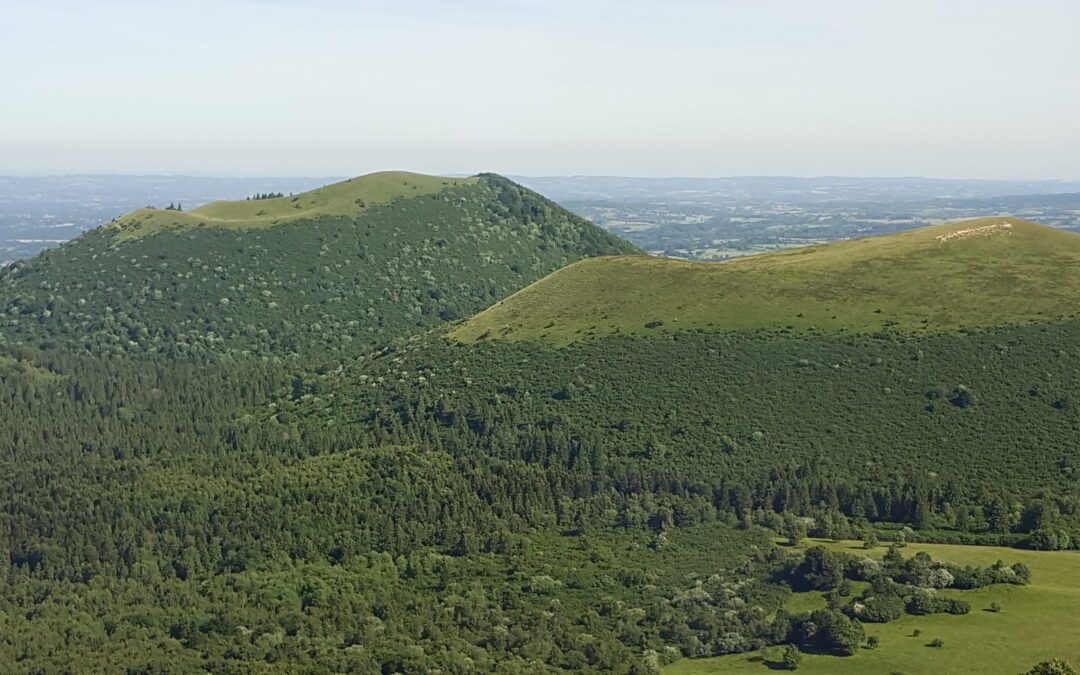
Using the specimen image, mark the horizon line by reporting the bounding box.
[3,172,1080,183]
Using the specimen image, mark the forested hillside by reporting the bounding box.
[3,211,1080,673]
[300,321,1080,540]
[0,172,637,355]
[0,347,787,672]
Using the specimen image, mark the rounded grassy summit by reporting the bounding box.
[108,171,475,240]
[451,217,1080,343]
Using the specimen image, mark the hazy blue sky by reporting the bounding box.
[2,0,1079,178]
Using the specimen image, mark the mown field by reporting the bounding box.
[667,538,1080,674]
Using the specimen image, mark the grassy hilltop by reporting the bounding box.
[109,171,474,240]
[452,217,1080,343]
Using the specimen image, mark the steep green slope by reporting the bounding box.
[0,172,639,355]
[452,217,1080,343]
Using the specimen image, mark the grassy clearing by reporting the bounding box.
[108,171,474,240]
[667,538,1080,675]
[451,217,1080,344]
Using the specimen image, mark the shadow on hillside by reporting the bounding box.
[747,652,807,669]
[742,655,791,671]
[762,659,794,671]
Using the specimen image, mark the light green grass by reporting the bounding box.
[666,538,1080,675]
[451,217,1080,344]
[108,171,475,240]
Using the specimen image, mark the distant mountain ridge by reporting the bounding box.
[0,172,639,355]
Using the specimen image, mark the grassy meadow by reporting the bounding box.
[451,217,1080,344]
[667,538,1080,675]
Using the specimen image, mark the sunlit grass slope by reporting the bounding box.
[109,171,475,240]
[667,538,1080,675]
[451,217,1080,343]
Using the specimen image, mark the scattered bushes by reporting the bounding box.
[783,545,1026,630]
